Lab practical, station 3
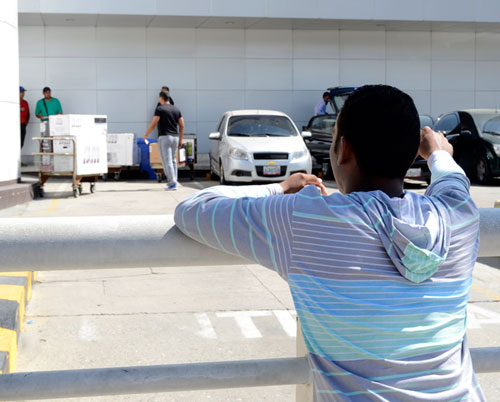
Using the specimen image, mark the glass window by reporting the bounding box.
[483,116,500,136]
[309,115,336,134]
[419,115,434,129]
[434,113,460,135]
[227,115,298,137]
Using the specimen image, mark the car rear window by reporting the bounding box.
[227,115,297,137]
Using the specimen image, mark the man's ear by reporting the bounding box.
[337,136,354,166]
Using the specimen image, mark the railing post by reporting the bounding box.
[296,319,313,402]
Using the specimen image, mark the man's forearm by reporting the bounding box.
[144,121,157,137]
[427,150,465,183]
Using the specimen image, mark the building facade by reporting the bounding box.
[16,0,500,159]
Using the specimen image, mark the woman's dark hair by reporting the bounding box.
[335,85,420,179]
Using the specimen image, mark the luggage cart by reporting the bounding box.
[33,136,101,198]
[150,134,197,182]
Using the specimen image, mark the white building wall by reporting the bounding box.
[19,26,500,155]
[0,0,20,182]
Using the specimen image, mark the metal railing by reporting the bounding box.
[0,210,499,400]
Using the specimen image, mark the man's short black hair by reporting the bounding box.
[323,91,330,98]
[335,84,420,179]
[43,86,51,93]
[159,91,170,102]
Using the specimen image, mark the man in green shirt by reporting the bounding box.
[35,87,63,121]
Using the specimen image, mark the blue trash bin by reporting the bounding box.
[137,138,158,180]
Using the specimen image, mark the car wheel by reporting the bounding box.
[322,161,333,179]
[475,156,491,184]
[219,161,227,185]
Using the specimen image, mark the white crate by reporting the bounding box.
[106,133,139,166]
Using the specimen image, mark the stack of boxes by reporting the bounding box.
[43,115,108,175]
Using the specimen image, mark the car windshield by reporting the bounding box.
[482,116,500,144]
[483,116,500,136]
[309,115,336,134]
[227,115,297,137]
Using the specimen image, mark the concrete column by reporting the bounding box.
[0,0,20,184]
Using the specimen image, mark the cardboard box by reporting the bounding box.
[149,142,162,165]
[107,133,139,166]
[46,114,108,175]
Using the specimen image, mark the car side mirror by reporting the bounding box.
[301,131,312,139]
[209,132,221,140]
[461,130,472,137]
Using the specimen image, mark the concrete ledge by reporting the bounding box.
[0,180,38,211]
[0,272,36,373]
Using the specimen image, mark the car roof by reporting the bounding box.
[224,110,290,117]
[459,109,500,128]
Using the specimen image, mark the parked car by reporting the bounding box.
[434,109,500,183]
[405,115,435,183]
[208,110,312,184]
[302,114,337,178]
[303,110,435,180]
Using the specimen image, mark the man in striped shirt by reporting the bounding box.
[175,85,484,401]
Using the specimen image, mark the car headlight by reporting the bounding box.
[228,147,248,160]
[493,144,500,156]
[291,150,308,160]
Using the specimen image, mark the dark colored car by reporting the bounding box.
[302,114,336,177]
[304,88,435,180]
[434,110,500,183]
[405,115,435,183]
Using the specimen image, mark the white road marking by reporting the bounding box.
[273,310,297,337]
[78,318,99,342]
[216,311,273,338]
[467,304,500,329]
[195,313,217,339]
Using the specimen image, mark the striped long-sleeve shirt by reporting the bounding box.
[174,151,485,401]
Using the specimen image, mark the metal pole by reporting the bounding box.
[0,358,311,401]
[0,209,499,271]
[0,349,498,401]
[296,320,314,402]
[0,215,244,271]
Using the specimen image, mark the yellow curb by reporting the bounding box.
[0,328,17,373]
[0,285,26,331]
[1,272,33,302]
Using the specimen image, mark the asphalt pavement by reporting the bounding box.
[3,176,500,401]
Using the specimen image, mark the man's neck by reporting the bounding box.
[350,178,405,198]
[44,97,52,101]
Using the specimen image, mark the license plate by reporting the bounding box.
[406,168,421,177]
[263,165,281,176]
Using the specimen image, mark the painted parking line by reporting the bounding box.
[195,310,297,340]
[467,304,500,329]
[195,312,217,340]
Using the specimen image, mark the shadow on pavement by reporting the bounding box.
[477,257,500,270]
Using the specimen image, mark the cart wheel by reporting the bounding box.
[73,188,79,198]
[78,184,83,195]
[114,172,120,181]
[157,173,162,183]
[90,183,96,193]
[38,187,45,198]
